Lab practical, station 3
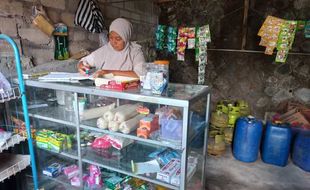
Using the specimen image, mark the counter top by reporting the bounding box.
[24,80,211,107]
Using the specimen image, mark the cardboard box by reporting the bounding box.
[156,159,180,183]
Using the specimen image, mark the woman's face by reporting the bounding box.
[109,31,126,51]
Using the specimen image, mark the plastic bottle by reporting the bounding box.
[150,60,169,95]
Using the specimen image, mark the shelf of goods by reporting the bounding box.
[0,87,30,183]
[19,80,211,190]
[0,134,26,153]
[0,34,38,189]
[0,154,30,182]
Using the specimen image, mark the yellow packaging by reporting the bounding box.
[32,14,55,36]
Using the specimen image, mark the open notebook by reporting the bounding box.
[38,72,93,82]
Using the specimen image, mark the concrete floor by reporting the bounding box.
[205,148,310,190]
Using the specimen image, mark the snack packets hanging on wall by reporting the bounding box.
[258,16,284,55]
[187,27,196,49]
[305,21,310,38]
[177,27,189,61]
[167,26,177,54]
[196,25,211,84]
[155,25,166,51]
[275,20,297,63]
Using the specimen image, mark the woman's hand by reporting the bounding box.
[77,62,91,75]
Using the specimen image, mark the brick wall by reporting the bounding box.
[0,0,158,73]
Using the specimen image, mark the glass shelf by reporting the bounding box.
[0,154,30,182]
[21,105,76,126]
[35,152,81,190]
[0,134,26,153]
[38,174,81,190]
[81,119,183,150]
[0,87,20,103]
[24,80,210,107]
[19,81,211,190]
[81,143,179,190]
[16,104,186,150]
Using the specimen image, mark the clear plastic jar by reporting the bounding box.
[150,60,169,94]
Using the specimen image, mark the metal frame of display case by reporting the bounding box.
[22,80,211,190]
[0,34,38,189]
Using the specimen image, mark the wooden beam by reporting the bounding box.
[241,0,249,50]
[156,0,176,4]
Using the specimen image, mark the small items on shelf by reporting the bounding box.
[0,134,26,153]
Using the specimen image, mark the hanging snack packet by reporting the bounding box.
[167,26,177,54]
[305,21,310,38]
[275,20,297,63]
[196,25,210,84]
[258,16,284,55]
[297,20,306,31]
[187,27,196,49]
[177,27,189,61]
[155,25,166,51]
[275,49,289,63]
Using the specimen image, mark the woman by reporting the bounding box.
[77,18,145,78]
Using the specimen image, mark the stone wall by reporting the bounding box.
[0,0,159,75]
[159,0,310,118]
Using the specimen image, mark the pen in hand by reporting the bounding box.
[79,62,91,75]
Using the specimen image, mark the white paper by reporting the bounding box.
[132,159,161,175]
[38,72,93,82]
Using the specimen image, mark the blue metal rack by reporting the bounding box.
[0,34,38,190]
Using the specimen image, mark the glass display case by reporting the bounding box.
[17,80,211,190]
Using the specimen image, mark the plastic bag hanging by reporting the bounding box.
[74,0,107,33]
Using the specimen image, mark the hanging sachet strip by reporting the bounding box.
[177,27,189,61]
[187,27,196,49]
[155,25,166,51]
[275,20,297,63]
[304,20,310,38]
[167,26,177,54]
[258,16,284,55]
[196,25,211,84]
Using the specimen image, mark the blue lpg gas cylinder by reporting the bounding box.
[233,116,263,162]
[262,122,292,167]
[292,131,310,172]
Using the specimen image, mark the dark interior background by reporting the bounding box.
[157,0,310,118]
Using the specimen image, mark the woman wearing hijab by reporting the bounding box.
[77,18,145,78]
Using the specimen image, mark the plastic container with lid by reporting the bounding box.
[150,60,169,95]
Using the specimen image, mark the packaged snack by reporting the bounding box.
[305,21,310,38]
[71,176,81,187]
[140,114,159,131]
[42,163,63,178]
[156,159,180,183]
[177,27,189,61]
[155,25,166,51]
[156,148,181,166]
[137,114,159,139]
[195,25,210,84]
[105,176,124,189]
[63,164,79,179]
[107,135,134,150]
[91,135,112,149]
[167,26,177,53]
